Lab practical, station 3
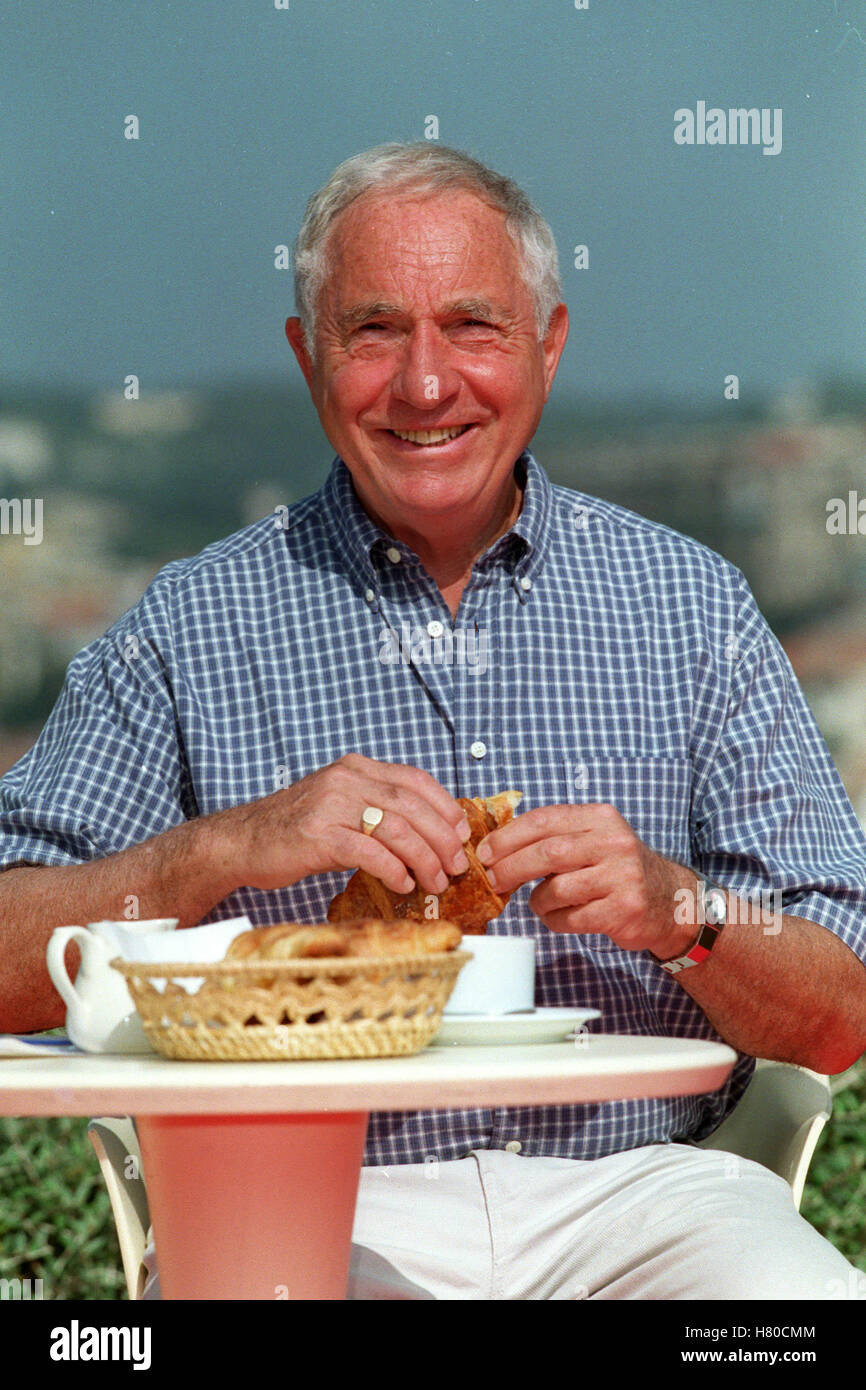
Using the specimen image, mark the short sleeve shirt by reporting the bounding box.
[2,452,865,1165]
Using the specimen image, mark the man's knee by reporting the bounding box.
[649,1156,861,1300]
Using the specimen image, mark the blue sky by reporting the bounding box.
[2,0,865,405]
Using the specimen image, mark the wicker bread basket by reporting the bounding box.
[110,950,472,1060]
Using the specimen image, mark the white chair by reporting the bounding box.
[88,1059,833,1298]
[87,1117,152,1300]
[696,1058,832,1210]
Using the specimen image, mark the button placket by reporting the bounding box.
[371,580,459,734]
[450,566,505,797]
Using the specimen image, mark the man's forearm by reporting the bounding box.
[0,817,238,1033]
[0,753,475,1034]
[663,864,866,1074]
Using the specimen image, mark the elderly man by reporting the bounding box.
[1,143,865,1301]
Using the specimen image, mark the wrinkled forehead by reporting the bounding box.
[319,188,524,316]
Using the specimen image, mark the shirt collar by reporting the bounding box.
[319,448,553,601]
[321,455,386,594]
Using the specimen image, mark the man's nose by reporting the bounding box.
[390,323,461,409]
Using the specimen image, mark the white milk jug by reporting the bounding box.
[46,919,178,1053]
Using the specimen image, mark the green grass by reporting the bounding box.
[0,1116,127,1299]
[1,1060,864,1299]
[799,1058,866,1270]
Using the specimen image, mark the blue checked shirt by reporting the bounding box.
[3,452,866,1166]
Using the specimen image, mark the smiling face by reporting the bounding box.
[285,188,568,547]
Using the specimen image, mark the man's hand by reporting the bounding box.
[211,754,472,897]
[0,754,473,1033]
[475,800,866,1070]
[477,802,697,958]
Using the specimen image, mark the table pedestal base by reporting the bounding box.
[136,1111,368,1300]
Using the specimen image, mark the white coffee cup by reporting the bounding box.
[46,916,256,1052]
[444,935,536,1015]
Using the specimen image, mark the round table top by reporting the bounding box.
[0,1033,737,1116]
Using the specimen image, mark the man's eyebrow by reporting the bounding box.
[337,301,403,330]
[440,298,501,319]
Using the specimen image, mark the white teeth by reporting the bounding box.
[391,425,468,445]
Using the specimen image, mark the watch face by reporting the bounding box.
[705,889,727,926]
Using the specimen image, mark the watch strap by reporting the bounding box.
[652,872,727,973]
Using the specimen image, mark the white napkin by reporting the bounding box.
[118,915,256,992]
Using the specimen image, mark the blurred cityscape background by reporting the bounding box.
[2,377,866,826]
[2,0,865,815]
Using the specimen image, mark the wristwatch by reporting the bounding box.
[652,871,727,974]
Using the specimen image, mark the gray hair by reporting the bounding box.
[293,142,562,358]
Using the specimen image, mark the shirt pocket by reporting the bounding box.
[562,753,694,951]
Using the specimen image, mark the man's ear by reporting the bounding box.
[541,303,569,400]
[285,317,315,391]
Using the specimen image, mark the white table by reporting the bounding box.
[0,1034,736,1300]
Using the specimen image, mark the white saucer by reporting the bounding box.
[429,1007,601,1047]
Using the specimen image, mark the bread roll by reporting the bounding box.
[220,919,461,988]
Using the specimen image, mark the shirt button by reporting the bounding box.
[385,546,402,564]
[427,620,445,639]
[469,740,487,760]
[504,1140,522,1153]
[519,576,532,592]
[364,589,376,603]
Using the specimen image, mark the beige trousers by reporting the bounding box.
[346,1144,864,1301]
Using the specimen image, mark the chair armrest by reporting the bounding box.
[696,1060,832,1209]
[87,1117,151,1300]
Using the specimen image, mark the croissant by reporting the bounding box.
[223,917,461,972]
[343,918,461,956]
[225,924,349,962]
[328,790,523,935]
